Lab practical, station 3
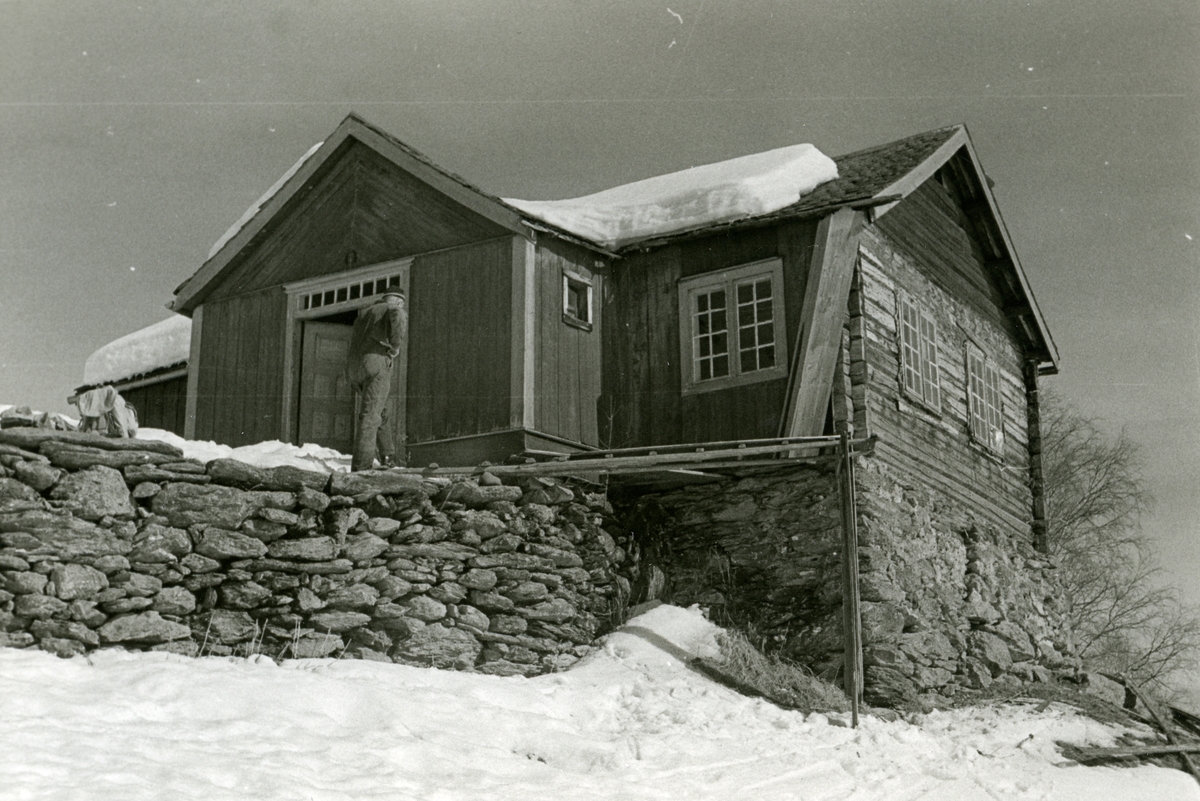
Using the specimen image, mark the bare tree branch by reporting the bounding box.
[1041,390,1200,694]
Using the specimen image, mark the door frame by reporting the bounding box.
[281,257,412,446]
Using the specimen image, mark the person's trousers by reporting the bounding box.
[350,353,395,471]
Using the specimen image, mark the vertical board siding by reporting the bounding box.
[601,220,818,447]
[407,238,511,444]
[121,376,188,435]
[194,288,287,446]
[206,141,508,304]
[859,222,1032,534]
[532,240,604,446]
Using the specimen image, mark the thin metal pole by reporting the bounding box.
[838,430,863,727]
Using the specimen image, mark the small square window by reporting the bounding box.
[562,272,594,331]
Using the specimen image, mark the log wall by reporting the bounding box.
[858,217,1033,536]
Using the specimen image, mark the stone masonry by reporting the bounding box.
[0,429,634,677]
[614,456,1080,707]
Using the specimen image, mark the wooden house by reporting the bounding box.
[74,315,192,435]
[168,114,1056,539]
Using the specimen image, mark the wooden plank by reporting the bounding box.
[1124,679,1200,785]
[183,305,203,439]
[783,207,864,437]
[1072,743,1200,759]
[580,270,602,446]
[510,236,535,431]
[839,432,863,725]
[647,247,682,444]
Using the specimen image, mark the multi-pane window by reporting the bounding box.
[679,259,787,393]
[898,296,941,410]
[300,273,402,312]
[693,287,730,380]
[967,347,1004,452]
[736,277,777,374]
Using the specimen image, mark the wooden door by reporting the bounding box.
[297,322,355,453]
[297,319,407,460]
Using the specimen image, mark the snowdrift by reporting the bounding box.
[1,604,1193,801]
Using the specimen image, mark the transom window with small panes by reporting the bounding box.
[679,259,787,393]
[897,295,941,410]
[967,347,1004,453]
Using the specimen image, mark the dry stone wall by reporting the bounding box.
[0,429,633,676]
[615,457,1080,707]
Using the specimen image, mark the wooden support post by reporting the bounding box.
[1024,359,1049,552]
[838,430,863,726]
[781,207,864,440]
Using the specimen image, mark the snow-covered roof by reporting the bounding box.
[81,315,191,388]
[504,144,838,250]
[207,141,324,261]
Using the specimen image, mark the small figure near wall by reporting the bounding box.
[74,385,138,438]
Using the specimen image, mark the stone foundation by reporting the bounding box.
[615,456,1079,705]
[0,430,633,676]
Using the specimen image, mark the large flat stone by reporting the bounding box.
[268,536,337,562]
[328,470,436,498]
[0,429,182,457]
[207,459,329,493]
[40,442,178,471]
[0,511,132,559]
[48,465,136,521]
[97,612,192,644]
[151,483,277,530]
[390,624,482,670]
[50,563,109,601]
[193,528,268,560]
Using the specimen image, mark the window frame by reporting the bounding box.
[561,268,594,332]
[677,258,788,396]
[895,292,942,414]
[965,342,1005,455]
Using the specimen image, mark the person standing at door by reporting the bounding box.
[347,290,406,471]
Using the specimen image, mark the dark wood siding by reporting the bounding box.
[533,239,603,446]
[601,220,818,447]
[194,288,288,446]
[121,375,188,436]
[406,238,511,444]
[875,177,1013,335]
[207,140,508,303]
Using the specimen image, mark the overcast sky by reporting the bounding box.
[2,0,1198,599]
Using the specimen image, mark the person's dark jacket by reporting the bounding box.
[348,298,406,361]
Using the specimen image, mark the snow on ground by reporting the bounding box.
[505,144,838,249]
[1,604,1193,801]
[81,315,191,388]
[135,428,351,473]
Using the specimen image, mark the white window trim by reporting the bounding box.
[677,258,788,396]
[284,258,413,320]
[965,342,1005,455]
[895,292,942,414]
[561,268,594,331]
